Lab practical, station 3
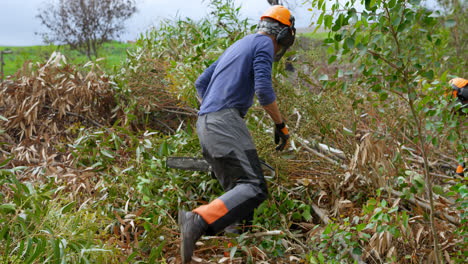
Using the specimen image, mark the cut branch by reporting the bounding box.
[296,137,347,169]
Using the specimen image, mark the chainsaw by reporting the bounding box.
[166,156,276,179]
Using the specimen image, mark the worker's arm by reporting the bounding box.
[253,37,289,150]
[253,36,277,108]
[262,100,283,124]
[195,59,219,99]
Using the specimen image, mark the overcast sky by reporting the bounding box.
[0,0,316,46]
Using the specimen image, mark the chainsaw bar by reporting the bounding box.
[166,156,275,178]
[166,157,212,172]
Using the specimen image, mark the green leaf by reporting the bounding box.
[425,70,434,80]
[159,140,169,156]
[337,69,343,78]
[362,16,369,27]
[356,222,367,232]
[324,15,333,28]
[292,212,302,220]
[100,149,115,159]
[25,238,47,263]
[230,245,238,259]
[444,19,456,28]
[433,185,444,195]
[353,247,363,255]
[149,241,166,262]
[328,55,337,64]
[60,201,76,214]
[379,92,389,101]
[308,256,319,264]
[317,13,324,27]
[345,37,355,49]
[343,127,355,137]
[318,251,325,264]
[356,43,366,51]
[302,206,312,221]
[0,156,14,167]
[318,74,328,81]
[318,0,325,10]
[0,203,16,213]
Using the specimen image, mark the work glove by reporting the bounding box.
[456,162,465,177]
[274,122,289,151]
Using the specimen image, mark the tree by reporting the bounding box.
[307,0,467,262]
[37,0,137,59]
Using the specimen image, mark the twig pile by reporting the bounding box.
[0,52,115,167]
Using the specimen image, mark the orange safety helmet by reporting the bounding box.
[448,77,468,100]
[261,5,292,26]
[260,5,296,61]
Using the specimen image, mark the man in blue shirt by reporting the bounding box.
[179,5,296,263]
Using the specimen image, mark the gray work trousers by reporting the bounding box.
[195,108,268,234]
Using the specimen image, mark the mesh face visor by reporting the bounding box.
[453,84,468,101]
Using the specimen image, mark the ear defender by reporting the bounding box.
[276,15,296,48]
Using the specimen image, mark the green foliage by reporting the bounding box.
[128,0,252,109]
[305,0,467,262]
[2,0,466,262]
[0,169,115,263]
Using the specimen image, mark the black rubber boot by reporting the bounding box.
[178,210,208,263]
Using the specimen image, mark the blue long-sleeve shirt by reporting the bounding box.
[195,34,276,117]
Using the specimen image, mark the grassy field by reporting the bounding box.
[0,33,329,78]
[300,31,330,39]
[0,41,133,77]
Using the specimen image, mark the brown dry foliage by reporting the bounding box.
[0,52,115,167]
[117,50,197,133]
